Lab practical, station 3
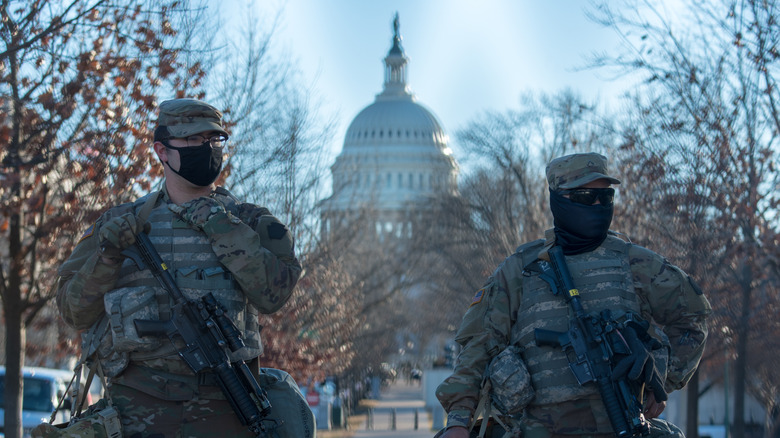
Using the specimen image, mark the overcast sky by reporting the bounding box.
[225,0,636,159]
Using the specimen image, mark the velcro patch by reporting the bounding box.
[470,288,486,307]
[78,224,95,243]
[267,222,288,240]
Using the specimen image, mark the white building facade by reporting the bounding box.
[321,14,458,239]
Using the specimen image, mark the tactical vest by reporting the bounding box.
[510,235,640,405]
[97,189,262,375]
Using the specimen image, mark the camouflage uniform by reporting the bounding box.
[436,153,711,438]
[56,99,302,437]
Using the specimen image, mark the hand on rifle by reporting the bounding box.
[98,213,144,264]
[612,321,667,403]
[644,391,666,419]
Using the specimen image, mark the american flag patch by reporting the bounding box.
[470,288,486,307]
[78,224,95,243]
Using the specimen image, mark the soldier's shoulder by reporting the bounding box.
[514,238,545,268]
[515,238,545,255]
[102,192,157,217]
[86,200,137,228]
[491,238,545,277]
[627,242,666,265]
[626,242,685,283]
[213,186,241,205]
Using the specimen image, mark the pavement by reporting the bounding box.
[320,380,437,438]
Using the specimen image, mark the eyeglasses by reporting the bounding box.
[559,188,615,206]
[162,133,228,148]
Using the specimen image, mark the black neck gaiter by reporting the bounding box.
[165,142,223,187]
[549,189,614,255]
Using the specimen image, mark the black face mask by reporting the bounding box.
[164,141,223,187]
[549,189,613,255]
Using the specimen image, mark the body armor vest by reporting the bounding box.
[99,190,262,375]
[511,235,640,405]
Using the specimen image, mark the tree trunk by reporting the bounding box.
[3,291,26,438]
[3,180,26,438]
[733,263,753,438]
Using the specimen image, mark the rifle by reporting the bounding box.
[120,231,278,438]
[533,245,649,437]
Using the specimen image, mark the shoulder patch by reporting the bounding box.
[267,222,288,240]
[469,288,486,307]
[78,223,95,243]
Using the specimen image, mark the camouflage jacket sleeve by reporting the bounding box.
[57,211,126,330]
[203,202,301,314]
[435,255,523,428]
[629,245,712,392]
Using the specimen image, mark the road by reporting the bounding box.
[321,379,437,438]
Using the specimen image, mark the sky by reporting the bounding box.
[225,0,633,161]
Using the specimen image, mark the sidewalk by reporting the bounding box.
[320,380,436,438]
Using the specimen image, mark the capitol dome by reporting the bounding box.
[344,99,448,149]
[322,14,458,237]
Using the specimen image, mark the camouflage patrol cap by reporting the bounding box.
[545,152,621,191]
[156,98,228,139]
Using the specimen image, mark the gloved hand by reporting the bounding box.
[612,321,668,402]
[98,213,143,259]
[168,196,226,230]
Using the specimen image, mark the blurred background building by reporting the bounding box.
[320,14,458,239]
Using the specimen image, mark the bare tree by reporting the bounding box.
[329,204,429,378]
[589,1,780,436]
[0,1,215,436]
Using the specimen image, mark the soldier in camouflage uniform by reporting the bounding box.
[57,99,302,437]
[436,153,711,438]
